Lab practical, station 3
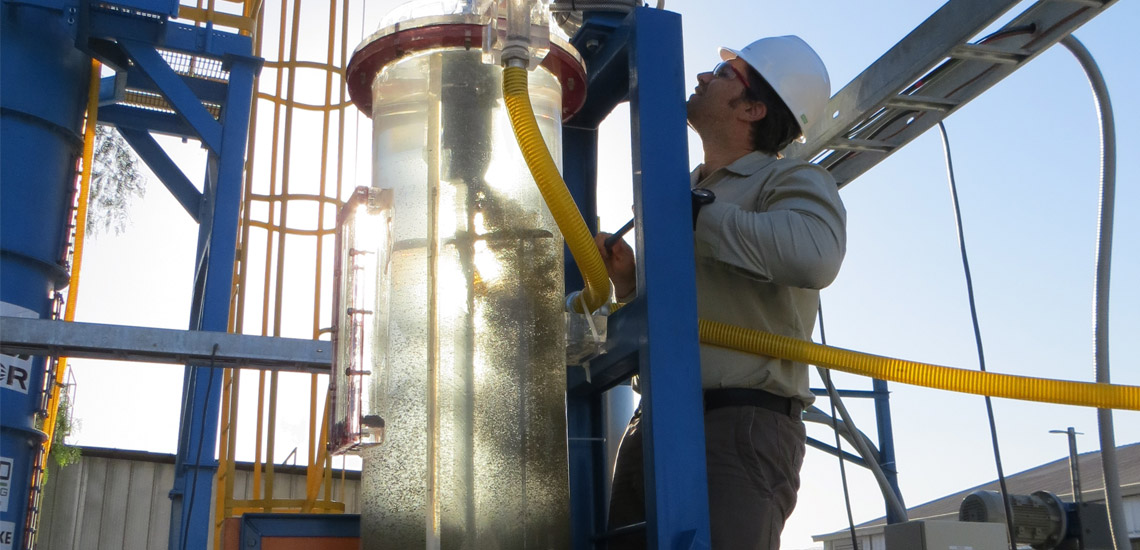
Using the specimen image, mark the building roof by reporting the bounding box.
[815,441,1140,540]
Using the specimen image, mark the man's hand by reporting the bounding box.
[595,232,637,300]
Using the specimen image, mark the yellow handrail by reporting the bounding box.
[215,0,352,542]
[42,59,101,459]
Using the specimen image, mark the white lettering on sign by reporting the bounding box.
[0,302,38,396]
[0,520,13,550]
[0,457,10,513]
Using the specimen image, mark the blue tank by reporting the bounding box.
[0,3,92,545]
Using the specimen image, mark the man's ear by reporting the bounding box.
[740,100,767,123]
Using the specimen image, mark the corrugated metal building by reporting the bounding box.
[37,444,1139,549]
[37,447,361,549]
[813,442,1140,550]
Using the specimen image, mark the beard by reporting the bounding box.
[686,95,710,135]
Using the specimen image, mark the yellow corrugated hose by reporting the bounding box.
[699,319,1140,410]
[502,66,612,313]
[502,65,1139,411]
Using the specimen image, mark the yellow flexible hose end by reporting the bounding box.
[503,66,612,312]
[698,319,1140,411]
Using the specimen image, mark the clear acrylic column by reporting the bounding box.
[341,18,573,549]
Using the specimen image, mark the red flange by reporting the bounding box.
[346,20,587,121]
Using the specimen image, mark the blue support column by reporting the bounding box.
[564,121,607,548]
[563,125,599,294]
[567,393,608,548]
[562,8,709,548]
[167,54,258,550]
[873,378,904,524]
[627,8,710,549]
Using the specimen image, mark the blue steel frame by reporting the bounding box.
[0,1,257,546]
[239,514,360,549]
[564,8,711,549]
[79,3,261,548]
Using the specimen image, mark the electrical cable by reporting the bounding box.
[803,407,881,465]
[1059,34,1128,550]
[810,354,908,523]
[936,121,1016,550]
[816,303,860,550]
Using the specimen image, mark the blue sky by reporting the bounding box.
[66,1,1138,548]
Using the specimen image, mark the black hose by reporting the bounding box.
[936,121,1016,550]
[817,303,860,550]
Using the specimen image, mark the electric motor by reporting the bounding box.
[960,490,1067,549]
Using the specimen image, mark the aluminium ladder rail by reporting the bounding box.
[785,0,1119,187]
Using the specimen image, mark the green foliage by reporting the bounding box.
[87,124,147,236]
[48,388,81,471]
[51,393,80,468]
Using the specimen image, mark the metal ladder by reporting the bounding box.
[786,0,1119,187]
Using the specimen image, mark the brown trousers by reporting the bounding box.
[607,406,806,550]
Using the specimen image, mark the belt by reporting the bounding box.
[704,388,803,418]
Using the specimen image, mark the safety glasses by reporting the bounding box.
[713,61,751,91]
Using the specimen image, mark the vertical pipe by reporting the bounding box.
[1059,34,1127,550]
[234,0,267,511]
[425,52,444,549]
[1067,429,1083,506]
[305,0,341,505]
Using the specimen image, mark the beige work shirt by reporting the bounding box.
[692,151,846,406]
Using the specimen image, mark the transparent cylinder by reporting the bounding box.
[361,46,569,550]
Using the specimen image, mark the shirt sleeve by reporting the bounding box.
[693,162,847,289]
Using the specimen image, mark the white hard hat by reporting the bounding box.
[720,36,831,137]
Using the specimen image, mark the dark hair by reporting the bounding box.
[738,66,801,154]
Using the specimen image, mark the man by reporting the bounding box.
[597,36,847,549]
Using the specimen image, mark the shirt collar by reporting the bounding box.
[692,151,779,186]
[724,150,779,176]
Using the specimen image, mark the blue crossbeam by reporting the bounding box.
[100,104,198,138]
[123,66,232,105]
[806,438,868,466]
[87,9,253,59]
[119,40,222,153]
[116,126,203,222]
